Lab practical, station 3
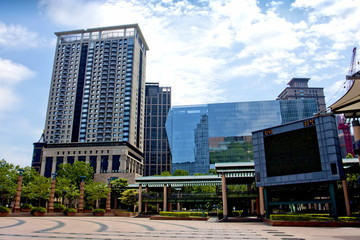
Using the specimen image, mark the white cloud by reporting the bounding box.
[0,22,40,49]
[0,58,35,111]
[38,0,360,105]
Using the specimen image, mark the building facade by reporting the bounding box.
[277,78,326,113]
[32,24,149,183]
[166,99,318,174]
[144,83,171,176]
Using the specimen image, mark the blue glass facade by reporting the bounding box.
[166,99,317,174]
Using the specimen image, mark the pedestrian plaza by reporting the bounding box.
[0,216,359,240]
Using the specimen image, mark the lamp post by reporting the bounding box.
[47,173,57,213]
[106,178,112,213]
[78,176,86,213]
[13,168,24,213]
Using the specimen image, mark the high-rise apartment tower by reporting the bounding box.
[144,83,171,176]
[277,78,326,112]
[32,24,149,183]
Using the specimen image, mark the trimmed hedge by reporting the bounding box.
[20,204,33,209]
[30,207,47,214]
[160,211,208,217]
[64,208,77,213]
[270,214,360,222]
[0,206,11,213]
[92,209,105,214]
[54,204,66,211]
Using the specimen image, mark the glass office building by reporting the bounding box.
[165,99,318,174]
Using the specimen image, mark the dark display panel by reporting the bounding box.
[264,126,322,177]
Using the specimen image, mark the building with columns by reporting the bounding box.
[32,24,148,183]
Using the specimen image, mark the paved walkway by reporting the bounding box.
[0,216,359,240]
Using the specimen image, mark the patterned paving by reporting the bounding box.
[0,217,359,240]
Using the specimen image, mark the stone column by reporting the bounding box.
[47,173,57,213]
[85,155,90,164]
[106,179,112,213]
[221,174,228,219]
[163,184,167,211]
[96,156,101,173]
[51,158,57,175]
[40,157,46,176]
[138,184,142,214]
[77,176,86,213]
[12,169,24,213]
[352,120,360,164]
[144,186,148,214]
[342,179,351,216]
[259,186,265,217]
[108,155,113,173]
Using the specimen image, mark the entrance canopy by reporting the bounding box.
[330,72,360,117]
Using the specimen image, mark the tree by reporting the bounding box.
[0,159,18,206]
[120,189,138,212]
[55,177,78,205]
[22,173,50,206]
[159,171,171,176]
[85,182,110,208]
[173,169,189,176]
[57,161,94,185]
[110,178,128,209]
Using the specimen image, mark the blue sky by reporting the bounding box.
[0,0,359,167]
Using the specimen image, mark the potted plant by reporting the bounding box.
[63,208,77,216]
[92,208,106,216]
[0,206,11,217]
[54,204,66,212]
[20,204,33,212]
[30,207,47,216]
[84,205,94,213]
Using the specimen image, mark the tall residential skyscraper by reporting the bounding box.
[144,83,171,176]
[32,24,149,183]
[277,78,326,112]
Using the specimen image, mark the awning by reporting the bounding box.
[330,72,360,118]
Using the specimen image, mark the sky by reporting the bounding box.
[0,0,359,167]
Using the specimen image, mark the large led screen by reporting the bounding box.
[264,126,322,177]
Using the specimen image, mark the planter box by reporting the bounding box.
[113,212,137,217]
[264,219,360,227]
[84,210,93,213]
[54,209,64,213]
[150,216,209,221]
[93,213,105,216]
[20,208,31,212]
[32,211,46,216]
[64,212,76,216]
[0,212,10,217]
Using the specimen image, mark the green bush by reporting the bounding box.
[20,204,33,209]
[64,208,77,213]
[338,216,359,222]
[84,205,94,211]
[92,209,105,214]
[232,210,243,217]
[159,211,208,217]
[30,207,47,214]
[54,204,65,211]
[0,206,11,213]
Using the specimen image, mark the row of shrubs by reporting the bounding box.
[0,205,105,215]
[159,211,208,217]
[270,214,360,222]
[19,204,95,211]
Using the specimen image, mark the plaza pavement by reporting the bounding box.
[0,216,359,240]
